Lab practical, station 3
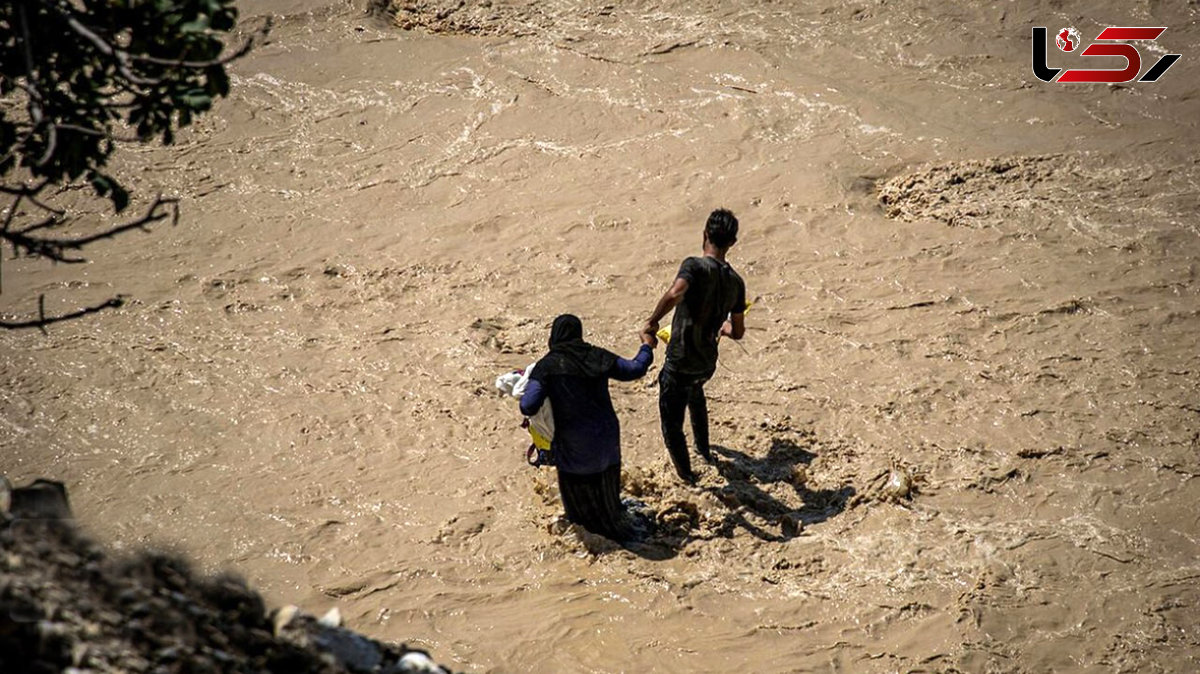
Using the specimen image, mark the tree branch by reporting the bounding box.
[3,193,24,235]
[36,122,57,166]
[49,3,268,86]
[0,0,252,321]
[55,11,163,88]
[0,294,125,332]
[51,123,139,143]
[0,178,53,198]
[127,33,261,69]
[1,195,178,263]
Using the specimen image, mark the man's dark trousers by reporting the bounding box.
[658,366,711,482]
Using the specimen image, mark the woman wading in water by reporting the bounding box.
[520,314,655,540]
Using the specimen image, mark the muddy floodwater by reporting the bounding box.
[3,1,1200,671]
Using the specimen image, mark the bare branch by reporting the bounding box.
[24,191,66,216]
[0,294,125,331]
[127,33,260,69]
[3,193,23,234]
[16,5,39,90]
[0,178,53,198]
[14,212,60,236]
[36,122,57,166]
[1,180,56,237]
[67,196,177,246]
[55,12,163,88]
[51,123,138,143]
[2,228,88,263]
[0,126,38,168]
[1,195,177,263]
[11,80,44,105]
[15,6,46,128]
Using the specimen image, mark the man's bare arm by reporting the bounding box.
[643,277,689,337]
[720,312,745,340]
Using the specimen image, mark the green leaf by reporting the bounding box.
[180,17,210,34]
[1,0,245,257]
[180,91,213,110]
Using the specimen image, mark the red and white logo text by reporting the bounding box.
[1032,26,1181,83]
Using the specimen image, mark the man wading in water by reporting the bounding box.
[643,209,746,484]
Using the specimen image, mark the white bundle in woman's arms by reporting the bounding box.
[495,364,555,453]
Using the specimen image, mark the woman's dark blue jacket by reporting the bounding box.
[519,344,653,475]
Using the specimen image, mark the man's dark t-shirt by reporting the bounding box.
[665,256,746,378]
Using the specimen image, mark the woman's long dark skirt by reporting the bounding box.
[556,463,629,540]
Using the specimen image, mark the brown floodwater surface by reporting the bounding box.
[3,1,1199,671]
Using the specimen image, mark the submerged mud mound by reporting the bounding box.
[368,0,708,57]
[369,0,548,37]
[0,493,453,674]
[878,155,1067,227]
[875,154,1192,234]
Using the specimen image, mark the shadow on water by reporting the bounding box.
[704,437,855,543]
[598,435,855,560]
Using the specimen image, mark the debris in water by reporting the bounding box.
[883,466,914,501]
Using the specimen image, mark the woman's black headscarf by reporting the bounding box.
[529,314,618,382]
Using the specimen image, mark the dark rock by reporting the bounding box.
[2,477,73,520]
[0,495,461,674]
[312,627,384,673]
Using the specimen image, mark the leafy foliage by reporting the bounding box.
[0,0,248,205]
[0,0,266,327]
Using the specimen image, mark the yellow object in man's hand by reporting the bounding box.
[657,299,755,345]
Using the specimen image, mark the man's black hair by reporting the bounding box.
[705,208,739,249]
